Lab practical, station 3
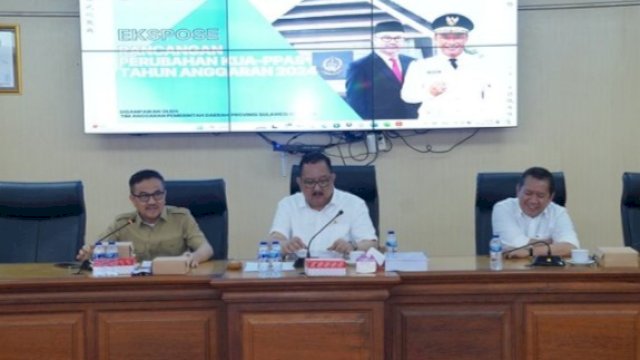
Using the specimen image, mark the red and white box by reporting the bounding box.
[93,257,136,277]
[305,258,347,276]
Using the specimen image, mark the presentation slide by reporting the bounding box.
[80,0,517,134]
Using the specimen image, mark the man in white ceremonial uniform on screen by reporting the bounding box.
[269,152,377,257]
[401,13,497,123]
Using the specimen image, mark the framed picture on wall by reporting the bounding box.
[0,24,21,94]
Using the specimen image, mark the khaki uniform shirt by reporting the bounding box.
[97,206,206,261]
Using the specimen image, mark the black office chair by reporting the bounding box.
[0,181,86,263]
[164,179,228,260]
[290,165,379,235]
[475,172,566,255]
[621,172,640,251]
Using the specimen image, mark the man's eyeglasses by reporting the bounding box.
[301,177,332,189]
[438,33,468,40]
[131,190,166,203]
[376,36,404,42]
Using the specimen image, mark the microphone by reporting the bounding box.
[504,240,565,267]
[293,210,344,268]
[95,217,136,244]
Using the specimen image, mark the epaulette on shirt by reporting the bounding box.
[114,211,137,224]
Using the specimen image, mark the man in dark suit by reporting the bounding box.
[345,21,419,120]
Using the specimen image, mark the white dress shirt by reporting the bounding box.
[491,197,580,249]
[401,52,497,122]
[270,189,377,256]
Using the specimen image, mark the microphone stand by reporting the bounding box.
[293,210,344,268]
[504,240,565,267]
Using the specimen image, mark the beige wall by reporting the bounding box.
[1,1,639,259]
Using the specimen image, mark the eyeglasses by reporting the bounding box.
[437,33,468,40]
[131,190,166,203]
[376,36,404,42]
[301,177,332,189]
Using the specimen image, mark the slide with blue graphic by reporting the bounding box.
[79,0,517,134]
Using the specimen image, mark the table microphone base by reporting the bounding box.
[531,255,565,267]
[293,258,306,269]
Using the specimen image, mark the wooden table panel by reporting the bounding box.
[391,304,513,360]
[525,304,640,360]
[0,312,84,360]
[227,299,387,360]
[2,259,640,359]
[240,310,376,360]
[96,309,219,360]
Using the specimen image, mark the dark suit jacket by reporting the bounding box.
[345,53,419,120]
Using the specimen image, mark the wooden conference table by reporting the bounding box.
[0,257,639,360]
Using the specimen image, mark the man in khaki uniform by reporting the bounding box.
[77,169,213,267]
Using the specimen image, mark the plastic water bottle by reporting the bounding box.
[489,234,503,271]
[106,241,119,276]
[270,241,282,275]
[106,241,118,259]
[93,241,105,259]
[257,241,270,277]
[385,230,398,254]
[92,241,106,276]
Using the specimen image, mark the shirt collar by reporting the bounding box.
[135,207,168,226]
[295,189,340,212]
[374,51,399,64]
[441,51,468,63]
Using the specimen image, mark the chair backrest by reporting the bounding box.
[0,181,86,263]
[290,165,379,235]
[164,179,228,260]
[621,172,640,251]
[475,172,566,255]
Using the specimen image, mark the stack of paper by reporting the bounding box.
[385,252,428,272]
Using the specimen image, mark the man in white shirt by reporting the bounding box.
[401,13,496,122]
[270,153,377,257]
[492,167,579,258]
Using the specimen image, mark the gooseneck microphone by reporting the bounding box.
[96,217,136,244]
[504,240,565,267]
[293,210,344,268]
[306,210,344,259]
